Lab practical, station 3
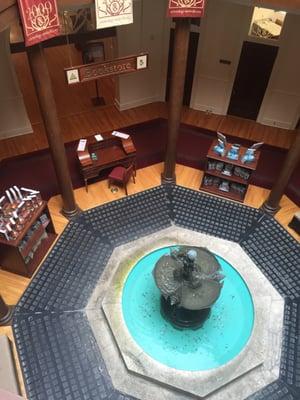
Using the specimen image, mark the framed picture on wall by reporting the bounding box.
[82,42,105,64]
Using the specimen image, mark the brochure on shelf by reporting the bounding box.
[112,131,129,140]
[77,139,87,152]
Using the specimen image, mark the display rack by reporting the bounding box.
[0,202,57,277]
[200,139,261,203]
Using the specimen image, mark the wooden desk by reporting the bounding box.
[77,133,136,191]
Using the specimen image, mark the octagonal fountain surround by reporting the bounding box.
[86,226,284,400]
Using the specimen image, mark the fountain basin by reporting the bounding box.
[87,227,284,399]
[122,246,254,371]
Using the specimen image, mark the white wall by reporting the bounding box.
[191,0,300,129]
[115,0,170,111]
[190,0,252,115]
[114,0,300,128]
[0,28,32,140]
[257,12,300,128]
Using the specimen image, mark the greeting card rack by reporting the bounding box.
[0,199,57,277]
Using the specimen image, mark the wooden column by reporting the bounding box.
[261,130,300,215]
[162,18,191,184]
[0,295,13,326]
[27,44,79,218]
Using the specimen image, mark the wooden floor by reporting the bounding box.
[1,162,299,319]
[0,44,298,160]
[1,99,297,160]
[1,162,299,314]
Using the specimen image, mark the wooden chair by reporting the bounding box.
[108,164,135,195]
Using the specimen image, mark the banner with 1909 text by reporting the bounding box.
[17,0,60,47]
[95,0,133,29]
[167,0,205,18]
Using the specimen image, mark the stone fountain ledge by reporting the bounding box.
[86,226,284,400]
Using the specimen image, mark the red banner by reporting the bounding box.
[17,0,60,47]
[167,0,205,18]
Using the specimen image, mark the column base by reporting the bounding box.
[161,173,176,185]
[61,206,82,220]
[260,201,281,216]
[0,306,14,326]
[91,96,105,107]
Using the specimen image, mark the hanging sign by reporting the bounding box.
[167,0,205,18]
[95,0,133,29]
[17,0,60,47]
[65,53,148,85]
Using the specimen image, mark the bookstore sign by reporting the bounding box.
[65,54,148,85]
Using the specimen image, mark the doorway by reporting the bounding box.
[227,41,278,120]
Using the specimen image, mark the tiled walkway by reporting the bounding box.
[13,186,300,400]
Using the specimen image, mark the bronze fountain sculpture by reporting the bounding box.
[153,246,224,329]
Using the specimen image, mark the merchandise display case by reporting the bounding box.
[200,139,261,203]
[0,188,57,277]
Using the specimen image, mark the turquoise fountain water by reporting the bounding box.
[122,246,254,371]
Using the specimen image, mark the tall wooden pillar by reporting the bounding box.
[162,18,191,184]
[0,296,13,326]
[27,44,79,218]
[261,130,300,215]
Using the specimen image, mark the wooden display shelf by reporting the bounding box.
[207,140,260,170]
[25,233,57,277]
[19,223,45,258]
[0,201,47,247]
[200,185,244,203]
[200,139,261,203]
[204,170,249,185]
[0,201,56,277]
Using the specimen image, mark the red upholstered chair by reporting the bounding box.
[108,164,135,195]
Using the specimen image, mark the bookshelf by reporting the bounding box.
[200,140,261,203]
[0,202,56,277]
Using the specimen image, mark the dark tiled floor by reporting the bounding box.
[246,380,298,400]
[13,312,136,400]
[78,186,171,246]
[240,217,300,300]
[280,300,300,390]
[171,185,263,242]
[13,185,300,400]
[15,222,112,314]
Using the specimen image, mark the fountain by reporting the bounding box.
[121,244,255,371]
[153,246,224,329]
[89,227,284,398]
[10,182,287,400]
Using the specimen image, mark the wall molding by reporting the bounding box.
[258,89,300,129]
[0,125,33,140]
[114,95,164,111]
[191,102,224,115]
[0,94,28,103]
[259,118,294,130]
